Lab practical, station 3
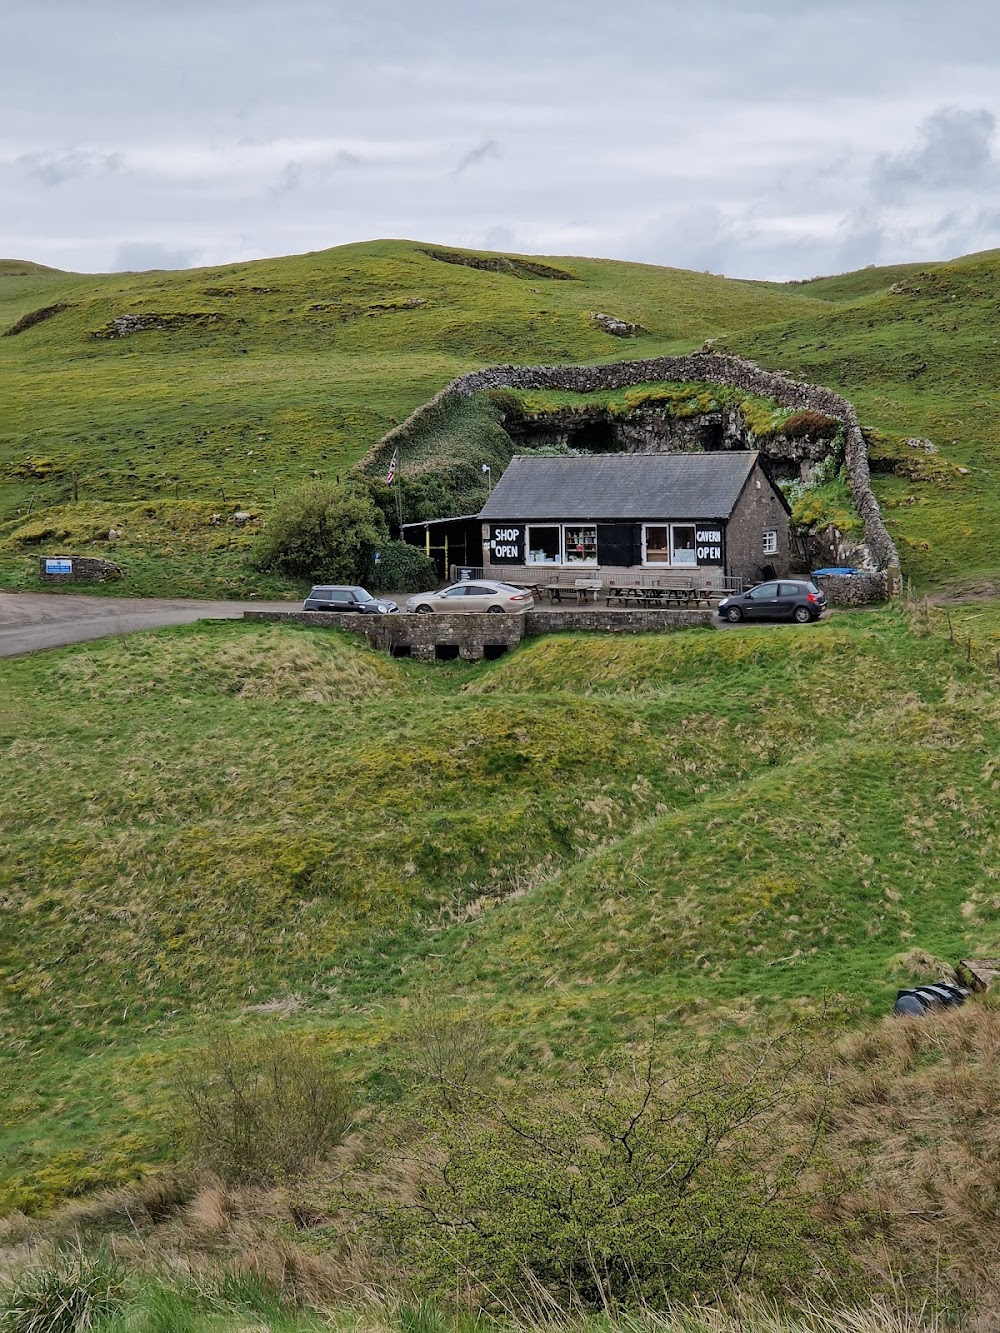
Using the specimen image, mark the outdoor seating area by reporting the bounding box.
[532,575,728,608]
[543,577,604,604]
[448,565,742,608]
[605,582,718,608]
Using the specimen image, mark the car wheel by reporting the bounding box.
[415,604,434,614]
[725,606,743,623]
[793,606,812,624]
[487,605,505,614]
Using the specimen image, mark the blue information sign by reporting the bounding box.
[45,558,73,575]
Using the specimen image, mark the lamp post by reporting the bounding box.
[481,463,492,496]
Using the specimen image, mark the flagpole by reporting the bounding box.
[386,446,404,534]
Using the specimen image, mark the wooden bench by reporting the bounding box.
[573,578,602,603]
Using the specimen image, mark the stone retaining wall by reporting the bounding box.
[243,608,714,660]
[814,571,890,606]
[37,555,122,583]
[362,352,899,580]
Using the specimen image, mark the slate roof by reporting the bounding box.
[478,452,762,522]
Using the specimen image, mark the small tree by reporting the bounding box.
[377,1037,826,1311]
[175,1030,353,1186]
[253,481,387,583]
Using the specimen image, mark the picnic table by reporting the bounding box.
[545,578,602,604]
[606,583,717,609]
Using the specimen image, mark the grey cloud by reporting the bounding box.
[272,162,303,196]
[6,2,1000,277]
[480,224,518,250]
[16,149,123,187]
[453,139,501,176]
[112,241,199,271]
[872,107,997,197]
[833,210,885,272]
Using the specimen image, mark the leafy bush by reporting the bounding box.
[252,480,388,583]
[174,1030,353,1186]
[370,540,437,593]
[378,1040,825,1311]
[0,1250,127,1333]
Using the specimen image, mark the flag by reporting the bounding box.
[386,447,398,485]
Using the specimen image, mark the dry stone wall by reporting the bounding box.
[244,608,714,659]
[364,352,899,576]
[814,571,890,606]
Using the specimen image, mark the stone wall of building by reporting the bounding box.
[362,352,899,580]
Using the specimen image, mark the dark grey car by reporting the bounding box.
[302,585,398,614]
[717,579,827,624]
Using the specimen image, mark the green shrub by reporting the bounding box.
[370,540,437,593]
[377,1042,824,1312]
[252,480,388,582]
[0,1250,127,1333]
[780,410,840,441]
[174,1030,353,1186]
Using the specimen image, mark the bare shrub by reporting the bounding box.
[406,995,502,1111]
[173,1030,353,1186]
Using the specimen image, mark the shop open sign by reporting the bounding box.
[490,526,523,562]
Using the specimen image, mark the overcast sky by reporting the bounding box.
[5,0,1000,279]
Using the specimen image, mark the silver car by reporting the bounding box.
[405,580,535,614]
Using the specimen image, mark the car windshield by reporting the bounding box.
[354,589,373,602]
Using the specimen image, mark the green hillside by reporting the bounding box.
[722,250,1000,589]
[5,241,1000,1321]
[1,605,998,1215]
[4,238,999,595]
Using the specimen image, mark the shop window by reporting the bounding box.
[670,525,697,566]
[643,526,670,564]
[563,525,597,565]
[526,525,561,565]
[762,529,778,556]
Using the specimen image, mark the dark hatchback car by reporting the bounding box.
[302,585,398,614]
[717,579,827,624]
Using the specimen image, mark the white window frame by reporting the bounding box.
[641,523,699,568]
[525,523,599,566]
[762,529,779,556]
[641,525,671,565]
[562,524,598,566]
[670,524,698,567]
[525,524,562,565]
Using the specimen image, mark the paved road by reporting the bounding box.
[0,591,297,658]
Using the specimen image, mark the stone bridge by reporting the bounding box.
[243,607,715,661]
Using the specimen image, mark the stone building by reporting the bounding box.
[477,451,790,584]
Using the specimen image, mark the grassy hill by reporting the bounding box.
[4,238,999,594]
[720,248,1000,589]
[5,240,1000,1321]
[1,605,998,1214]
